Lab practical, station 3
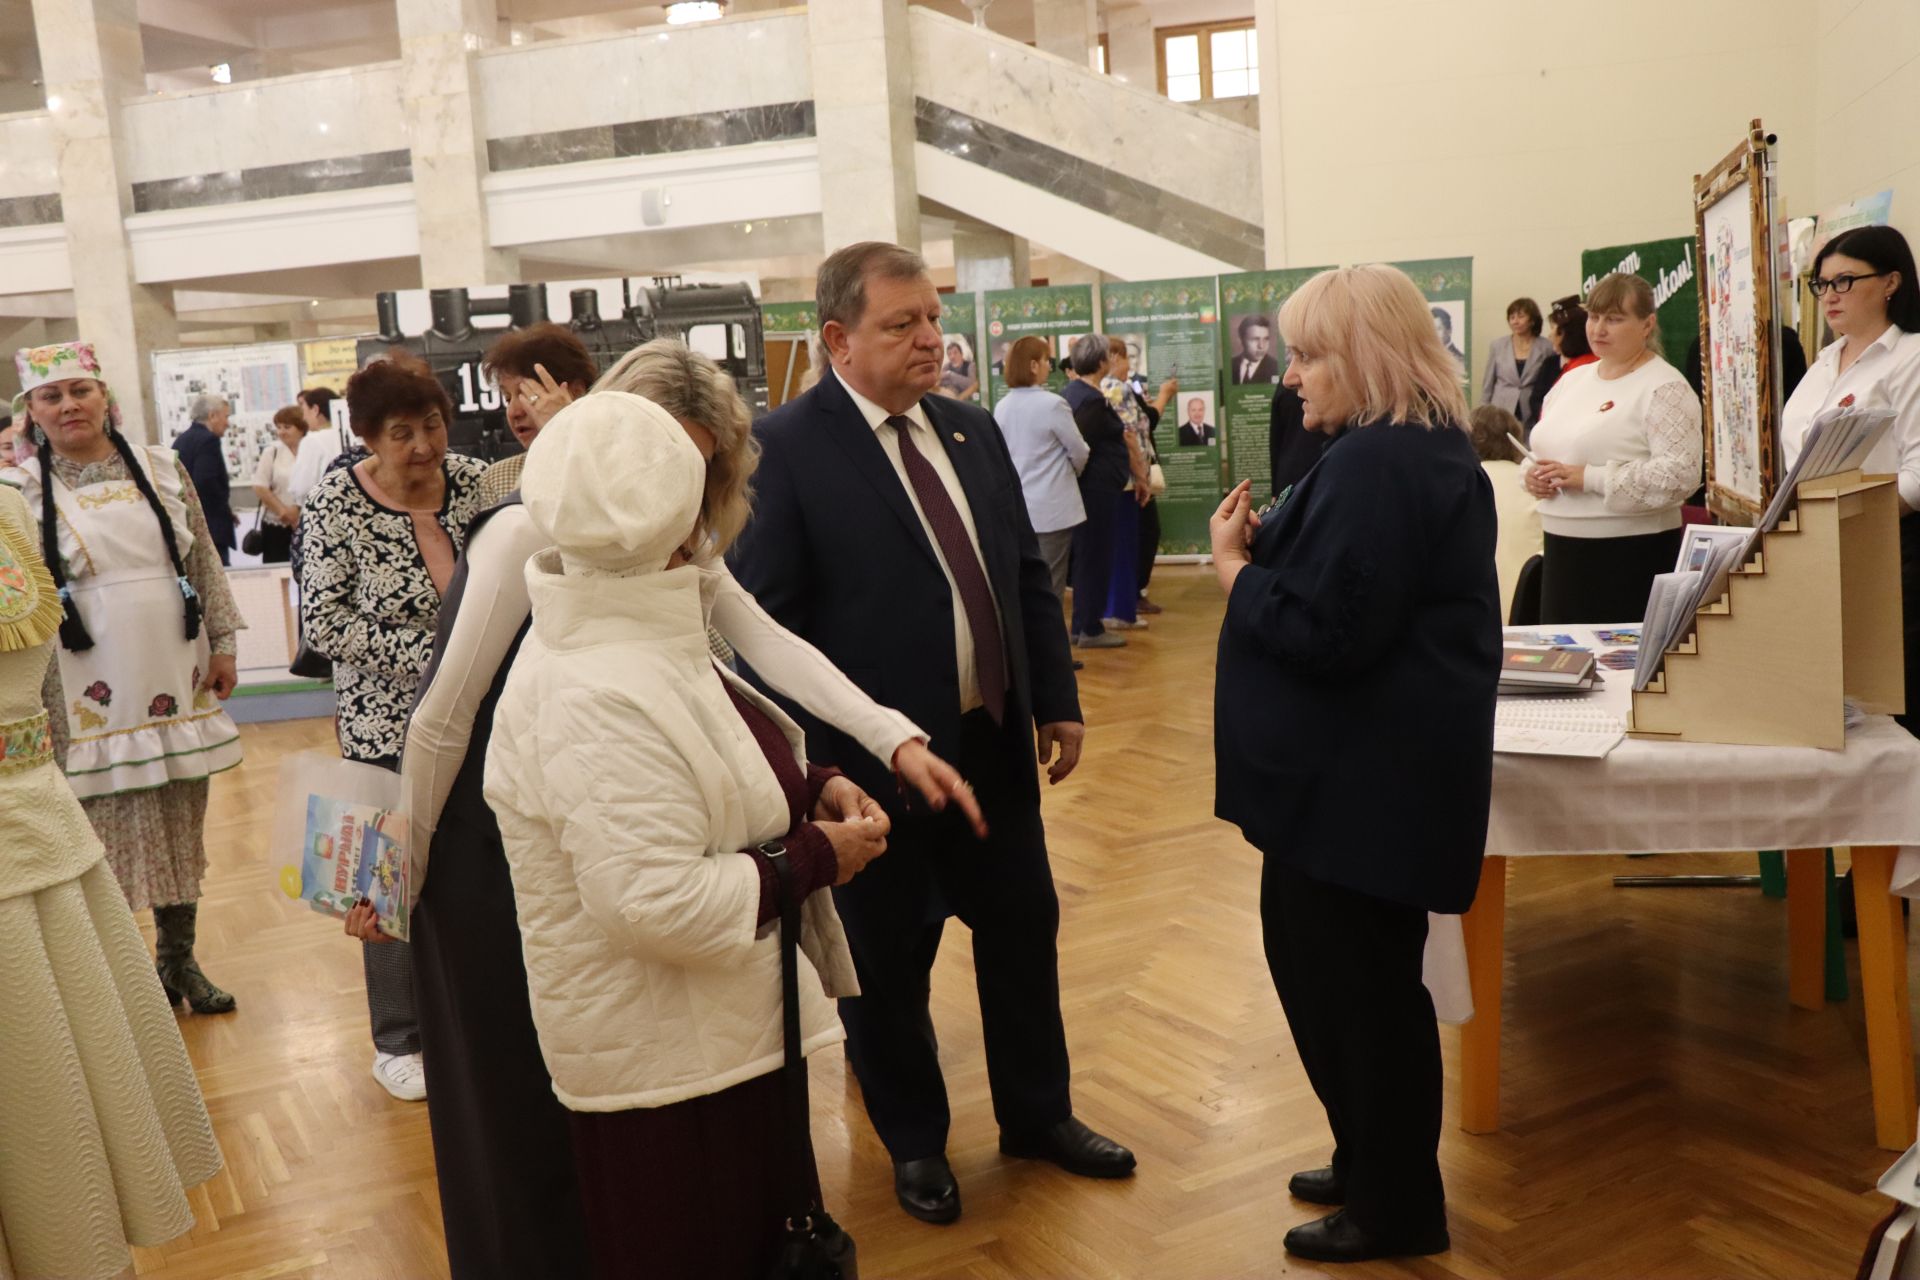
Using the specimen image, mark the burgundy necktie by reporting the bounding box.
[888,414,1006,724]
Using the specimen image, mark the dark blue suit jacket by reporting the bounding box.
[1214,420,1501,914]
[728,374,1081,808]
[171,421,234,551]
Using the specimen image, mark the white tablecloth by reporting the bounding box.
[1426,625,1920,1022]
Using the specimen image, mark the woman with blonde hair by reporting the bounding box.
[1209,264,1499,1264]
[1524,272,1702,623]
[368,339,982,1277]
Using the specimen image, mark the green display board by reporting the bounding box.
[761,301,817,335]
[1218,267,1330,506]
[983,285,1094,406]
[1391,257,1474,398]
[1101,277,1221,553]
[937,291,982,403]
[1580,237,1699,371]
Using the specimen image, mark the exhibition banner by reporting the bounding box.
[1217,266,1327,507]
[1101,276,1221,553]
[1581,237,1698,374]
[151,342,301,481]
[1392,257,1474,396]
[983,285,1094,406]
[760,301,817,335]
[938,291,982,403]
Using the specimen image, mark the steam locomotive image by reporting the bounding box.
[356,279,768,461]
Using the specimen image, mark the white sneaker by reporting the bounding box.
[1102,616,1149,630]
[372,1051,427,1101]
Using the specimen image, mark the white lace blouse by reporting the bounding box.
[1526,357,1703,538]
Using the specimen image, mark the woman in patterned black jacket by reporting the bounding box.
[298,351,487,1104]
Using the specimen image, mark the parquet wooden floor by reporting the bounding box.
[129,566,1909,1278]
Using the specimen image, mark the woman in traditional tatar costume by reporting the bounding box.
[3,341,246,1014]
[0,463,223,1279]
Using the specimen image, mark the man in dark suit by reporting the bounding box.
[1177,396,1217,446]
[730,241,1134,1226]
[172,393,235,564]
[1230,314,1280,384]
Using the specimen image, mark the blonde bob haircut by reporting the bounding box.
[1584,271,1663,357]
[1277,265,1470,431]
[593,338,760,554]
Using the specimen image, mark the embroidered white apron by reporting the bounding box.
[16,446,243,798]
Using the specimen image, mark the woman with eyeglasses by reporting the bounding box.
[1780,225,1920,730]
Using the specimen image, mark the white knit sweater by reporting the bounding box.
[1526,357,1702,538]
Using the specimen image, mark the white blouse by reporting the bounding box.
[402,505,928,887]
[252,440,297,525]
[1527,356,1702,538]
[1780,324,1920,509]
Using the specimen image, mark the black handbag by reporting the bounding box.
[764,847,858,1280]
[240,507,266,557]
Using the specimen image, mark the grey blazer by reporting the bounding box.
[1481,334,1559,429]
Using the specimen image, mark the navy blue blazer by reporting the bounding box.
[171,421,235,551]
[728,374,1081,807]
[1214,420,1501,915]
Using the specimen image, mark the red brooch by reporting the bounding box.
[1598,400,1615,413]
[1839,393,1856,408]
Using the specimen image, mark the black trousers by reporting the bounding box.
[258,522,292,563]
[1069,485,1119,637]
[833,709,1073,1161]
[411,802,589,1279]
[1137,495,1160,591]
[1538,527,1684,625]
[1900,515,1920,738]
[1260,860,1447,1241]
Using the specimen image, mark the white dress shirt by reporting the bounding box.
[1780,324,1920,509]
[836,371,1002,714]
[288,424,347,506]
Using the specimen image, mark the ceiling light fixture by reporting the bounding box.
[210,62,232,84]
[665,1,724,24]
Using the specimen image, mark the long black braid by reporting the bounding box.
[36,427,203,652]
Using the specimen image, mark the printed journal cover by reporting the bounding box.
[281,795,409,941]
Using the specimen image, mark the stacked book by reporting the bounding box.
[1501,645,1599,694]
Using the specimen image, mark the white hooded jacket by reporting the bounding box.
[482,392,859,1112]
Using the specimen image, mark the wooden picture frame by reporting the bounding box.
[1693,120,1778,525]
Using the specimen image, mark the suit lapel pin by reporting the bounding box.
[953,432,966,443]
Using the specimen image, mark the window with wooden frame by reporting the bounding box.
[1157,20,1257,102]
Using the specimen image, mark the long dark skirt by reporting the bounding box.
[570,1070,822,1280]
[411,802,589,1280]
[1538,527,1684,626]
[1900,514,1920,738]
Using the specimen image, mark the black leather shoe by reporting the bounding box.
[1282,1210,1449,1263]
[894,1156,961,1224]
[1287,1165,1345,1206]
[999,1118,1136,1178]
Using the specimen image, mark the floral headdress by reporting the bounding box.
[11,341,123,429]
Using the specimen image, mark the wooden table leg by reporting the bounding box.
[1785,848,1826,1011]
[1850,845,1915,1151]
[1460,856,1507,1135]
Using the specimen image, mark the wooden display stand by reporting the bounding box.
[1628,470,1905,749]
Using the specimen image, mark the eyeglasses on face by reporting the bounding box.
[1808,271,1888,297]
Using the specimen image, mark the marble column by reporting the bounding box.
[30,0,179,443]
[1105,4,1156,90]
[1032,0,1099,68]
[953,224,1029,293]
[396,0,520,287]
[1252,0,1288,266]
[808,0,920,251]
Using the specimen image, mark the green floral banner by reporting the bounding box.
[1389,257,1474,396]
[1102,277,1221,554]
[1217,266,1330,505]
[983,286,1095,405]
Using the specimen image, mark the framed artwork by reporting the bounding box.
[1693,120,1778,525]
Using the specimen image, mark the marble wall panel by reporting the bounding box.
[131,149,413,213]
[915,99,1262,269]
[487,102,814,172]
[120,64,408,185]
[0,113,60,199]
[475,15,812,140]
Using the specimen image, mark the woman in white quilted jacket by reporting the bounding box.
[482,389,899,1279]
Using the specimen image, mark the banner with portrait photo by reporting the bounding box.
[1581,237,1699,382]
[1390,257,1474,397]
[1217,266,1329,507]
[983,285,1094,408]
[150,341,302,483]
[935,292,982,404]
[1100,277,1220,552]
